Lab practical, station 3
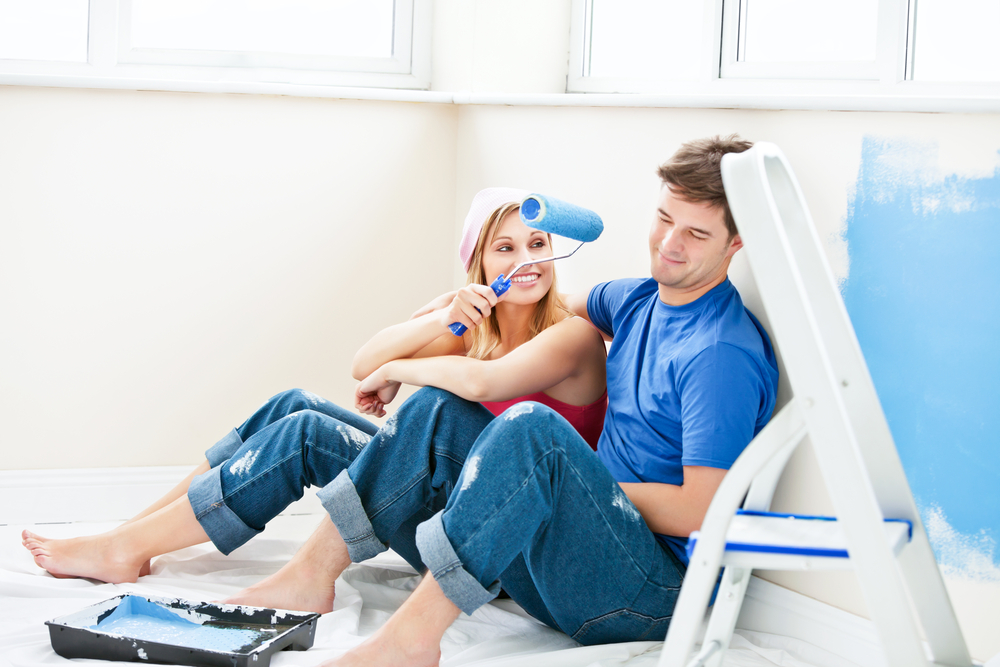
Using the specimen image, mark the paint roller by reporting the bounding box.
[449,194,604,335]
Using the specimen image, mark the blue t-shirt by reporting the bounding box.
[587,277,778,564]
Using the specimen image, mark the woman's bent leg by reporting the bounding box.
[189,404,377,555]
[24,397,376,584]
[225,388,492,614]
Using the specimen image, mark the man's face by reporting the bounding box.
[648,186,742,305]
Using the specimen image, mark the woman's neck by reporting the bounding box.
[493,301,535,355]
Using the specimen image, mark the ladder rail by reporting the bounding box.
[721,144,970,667]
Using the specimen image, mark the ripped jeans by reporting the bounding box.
[187,387,685,645]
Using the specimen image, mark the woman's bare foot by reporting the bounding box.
[325,569,459,667]
[328,620,442,667]
[21,529,146,583]
[224,515,350,614]
[223,562,337,614]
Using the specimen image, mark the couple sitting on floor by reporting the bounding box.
[24,135,778,667]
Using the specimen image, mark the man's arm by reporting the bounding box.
[562,289,616,342]
[562,290,591,321]
[619,466,728,537]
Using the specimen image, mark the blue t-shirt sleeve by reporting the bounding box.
[678,343,765,469]
[586,279,642,339]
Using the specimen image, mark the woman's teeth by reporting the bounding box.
[511,274,539,283]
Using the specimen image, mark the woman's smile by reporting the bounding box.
[509,272,541,286]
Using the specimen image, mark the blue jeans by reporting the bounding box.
[188,387,685,645]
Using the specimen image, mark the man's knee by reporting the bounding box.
[481,402,583,458]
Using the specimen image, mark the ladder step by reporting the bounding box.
[688,511,913,571]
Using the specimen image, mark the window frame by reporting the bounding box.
[567,0,1000,113]
[0,0,432,93]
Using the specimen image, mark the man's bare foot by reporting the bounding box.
[21,529,146,583]
[223,563,337,615]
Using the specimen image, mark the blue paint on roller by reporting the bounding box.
[520,194,604,242]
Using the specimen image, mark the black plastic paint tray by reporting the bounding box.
[45,593,320,667]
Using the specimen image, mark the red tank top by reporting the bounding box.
[481,389,608,450]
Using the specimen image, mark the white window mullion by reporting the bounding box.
[877,0,910,84]
[719,0,740,78]
[703,0,725,80]
[567,0,589,84]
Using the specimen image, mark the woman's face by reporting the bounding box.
[481,209,554,306]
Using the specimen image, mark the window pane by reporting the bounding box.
[741,0,877,63]
[131,0,393,59]
[0,0,89,62]
[912,0,1000,82]
[588,0,706,80]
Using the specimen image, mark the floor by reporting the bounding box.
[1,515,863,667]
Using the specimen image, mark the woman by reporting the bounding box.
[21,187,607,599]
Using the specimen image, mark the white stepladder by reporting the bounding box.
[657,143,973,667]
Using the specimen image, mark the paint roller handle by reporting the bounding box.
[448,274,511,336]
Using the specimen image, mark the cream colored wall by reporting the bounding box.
[0,85,458,470]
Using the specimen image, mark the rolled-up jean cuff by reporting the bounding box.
[205,428,244,468]
[317,470,387,562]
[415,511,500,616]
[187,466,261,556]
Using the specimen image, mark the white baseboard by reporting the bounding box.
[739,575,883,667]
[0,466,325,525]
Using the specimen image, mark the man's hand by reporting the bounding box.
[355,366,402,418]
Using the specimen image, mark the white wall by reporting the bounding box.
[0,85,458,469]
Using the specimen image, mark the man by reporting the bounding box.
[232,135,778,667]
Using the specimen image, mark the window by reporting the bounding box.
[911,0,1000,82]
[0,0,90,63]
[0,0,431,94]
[569,0,1000,111]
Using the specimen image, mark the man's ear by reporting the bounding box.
[727,234,744,256]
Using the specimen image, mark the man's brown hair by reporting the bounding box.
[656,134,753,239]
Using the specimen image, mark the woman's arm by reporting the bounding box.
[350,284,501,380]
[357,317,606,405]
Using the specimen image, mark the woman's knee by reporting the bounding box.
[268,388,317,413]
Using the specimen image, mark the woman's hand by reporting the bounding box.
[355,366,402,418]
[437,284,501,332]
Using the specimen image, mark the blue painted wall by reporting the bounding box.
[842,137,1000,579]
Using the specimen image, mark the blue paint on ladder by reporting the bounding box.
[841,136,1000,573]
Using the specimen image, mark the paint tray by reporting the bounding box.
[45,593,320,667]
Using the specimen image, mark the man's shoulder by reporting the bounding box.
[594,277,658,303]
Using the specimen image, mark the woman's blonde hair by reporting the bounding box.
[465,202,569,360]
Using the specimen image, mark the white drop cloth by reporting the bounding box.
[0,516,859,667]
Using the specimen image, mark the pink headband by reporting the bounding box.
[459,187,531,272]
